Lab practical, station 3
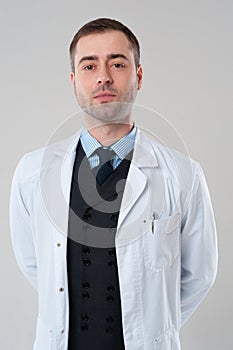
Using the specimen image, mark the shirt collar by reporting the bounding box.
[80,123,137,160]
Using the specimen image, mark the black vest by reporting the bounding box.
[67,140,133,349]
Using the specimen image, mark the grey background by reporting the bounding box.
[1,0,232,349]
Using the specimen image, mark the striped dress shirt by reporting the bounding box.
[80,124,137,170]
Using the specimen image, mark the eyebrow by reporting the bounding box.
[78,53,129,66]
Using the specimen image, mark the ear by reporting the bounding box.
[137,65,143,90]
[70,72,75,86]
[70,72,77,95]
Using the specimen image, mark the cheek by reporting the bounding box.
[75,79,91,95]
[123,76,138,91]
[115,74,133,90]
[124,70,138,85]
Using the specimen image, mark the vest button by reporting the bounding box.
[82,292,90,300]
[107,284,115,292]
[83,212,92,221]
[108,260,116,268]
[106,295,114,302]
[81,323,89,331]
[110,213,118,221]
[82,247,90,255]
[82,282,90,289]
[108,249,116,257]
[106,325,113,334]
[83,258,91,266]
[81,313,89,321]
[106,316,114,324]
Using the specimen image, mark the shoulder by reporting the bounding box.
[13,146,46,186]
[137,128,203,194]
[138,128,198,172]
[13,131,80,186]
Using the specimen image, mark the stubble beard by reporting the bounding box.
[76,83,138,125]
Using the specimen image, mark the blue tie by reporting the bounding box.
[94,147,115,185]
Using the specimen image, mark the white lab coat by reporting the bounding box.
[9,127,218,350]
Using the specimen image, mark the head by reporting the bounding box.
[70,18,141,74]
[69,18,143,123]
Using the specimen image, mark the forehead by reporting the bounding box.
[74,30,133,59]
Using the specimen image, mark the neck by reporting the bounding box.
[84,117,134,147]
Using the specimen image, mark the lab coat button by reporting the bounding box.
[57,243,61,247]
[61,329,64,334]
[59,287,64,292]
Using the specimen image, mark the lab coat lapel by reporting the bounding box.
[116,129,158,231]
[43,130,82,237]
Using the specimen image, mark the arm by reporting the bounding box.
[180,161,218,326]
[9,156,38,290]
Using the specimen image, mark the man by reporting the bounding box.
[10,18,218,350]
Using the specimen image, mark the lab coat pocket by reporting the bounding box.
[143,213,181,272]
[154,325,181,350]
[33,316,52,350]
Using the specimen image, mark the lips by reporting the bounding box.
[94,92,116,101]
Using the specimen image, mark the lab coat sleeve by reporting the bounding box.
[9,155,38,290]
[180,161,218,326]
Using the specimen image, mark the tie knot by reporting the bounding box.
[96,147,115,165]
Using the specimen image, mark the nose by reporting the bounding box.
[96,65,113,85]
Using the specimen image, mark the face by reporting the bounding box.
[70,30,142,123]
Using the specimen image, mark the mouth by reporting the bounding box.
[94,92,116,102]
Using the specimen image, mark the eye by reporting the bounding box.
[112,63,125,68]
[84,64,94,70]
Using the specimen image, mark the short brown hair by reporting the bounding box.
[69,18,140,72]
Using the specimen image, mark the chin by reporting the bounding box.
[85,102,132,122]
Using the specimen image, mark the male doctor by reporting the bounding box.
[10,18,218,350]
